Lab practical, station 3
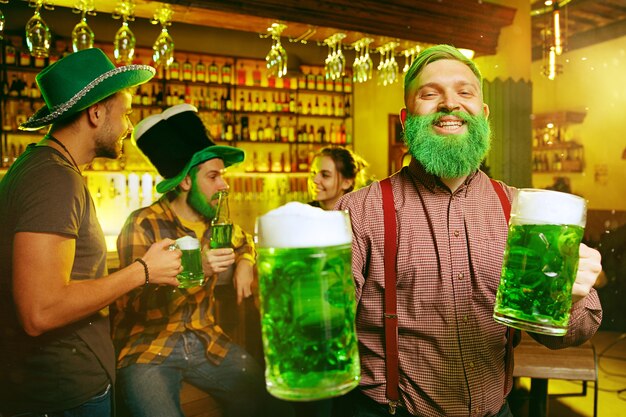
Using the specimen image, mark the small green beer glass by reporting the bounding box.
[493,189,587,335]
[171,236,204,288]
[256,202,360,401]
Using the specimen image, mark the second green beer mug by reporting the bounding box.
[171,236,204,288]
[493,189,587,335]
[256,202,360,401]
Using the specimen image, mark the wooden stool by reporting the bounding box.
[180,382,223,417]
[513,335,598,417]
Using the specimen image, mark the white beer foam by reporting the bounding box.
[256,202,352,248]
[177,236,200,250]
[512,189,586,227]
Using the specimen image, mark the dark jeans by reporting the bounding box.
[117,332,265,417]
[345,390,515,417]
[6,384,112,417]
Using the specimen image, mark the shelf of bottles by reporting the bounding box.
[531,111,585,174]
[1,36,354,172]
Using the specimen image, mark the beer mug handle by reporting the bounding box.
[168,243,178,251]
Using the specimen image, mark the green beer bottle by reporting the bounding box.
[210,190,233,249]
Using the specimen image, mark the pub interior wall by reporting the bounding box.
[531,35,626,212]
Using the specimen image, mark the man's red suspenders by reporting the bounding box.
[379,177,512,414]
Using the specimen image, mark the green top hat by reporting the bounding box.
[133,104,244,194]
[19,48,155,131]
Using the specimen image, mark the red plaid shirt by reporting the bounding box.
[112,194,256,369]
[336,159,602,417]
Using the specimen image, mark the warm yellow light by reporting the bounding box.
[553,10,562,55]
[548,47,556,80]
[546,123,554,129]
[458,48,475,60]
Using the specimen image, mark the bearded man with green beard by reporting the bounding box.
[112,104,270,417]
[335,45,602,417]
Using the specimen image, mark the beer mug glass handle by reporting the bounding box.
[168,243,178,251]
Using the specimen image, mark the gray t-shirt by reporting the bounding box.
[0,144,113,413]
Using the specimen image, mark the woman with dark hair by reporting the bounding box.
[309,146,369,210]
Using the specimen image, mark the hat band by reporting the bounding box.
[25,64,156,126]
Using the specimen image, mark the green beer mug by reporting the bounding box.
[170,236,204,288]
[256,202,360,401]
[493,189,587,335]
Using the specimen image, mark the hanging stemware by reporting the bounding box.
[0,8,5,40]
[25,2,51,58]
[72,0,95,52]
[264,23,287,78]
[151,3,175,68]
[112,0,136,65]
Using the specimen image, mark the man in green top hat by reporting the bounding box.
[0,48,183,416]
[113,104,268,417]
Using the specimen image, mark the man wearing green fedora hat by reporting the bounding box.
[0,48,183,416]
[113,104,268,417]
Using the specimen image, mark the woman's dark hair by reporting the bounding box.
[315,147,368,193]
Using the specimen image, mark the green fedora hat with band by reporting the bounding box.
[133,103,244,194]
[19,48,155,131]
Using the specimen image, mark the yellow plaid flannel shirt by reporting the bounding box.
[112,194,256,368]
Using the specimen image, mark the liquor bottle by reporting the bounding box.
[344,97,351,117]
[252,65,262,86]
[30,81,41,99]
[5,40,17,65]
[182,56,193,81]
[274,117,281,142]
[264,117,273,142]
[225,89,233,110]
[209,61,219,83]
[195,59,206,83]
[334,77,343,93]
[250,120,258,142]
[288,117,295,143]
[244,92,252,112]
[238,91,245,111]
[241,116,250,141]
[298,71,306,89]
[210,191,233,249]
[316,71,325,91]
[307,125,315,143]
[170,57,181,81]
[221,62,232,85]
[33,54,46,68]
[19,48,31,67]
[343,74,352,93]
[256,120,264,142]
[312,96,319,115]
[280,118,288,142]
[325,77,334,92]
[317,125,326,143]
[336,99,344,117]
[237,63,247,86]
[306,71,316,90]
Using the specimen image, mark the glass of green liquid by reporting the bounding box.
[171,236,204,288]
[256,202,360,401]
[493,189,587,336]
